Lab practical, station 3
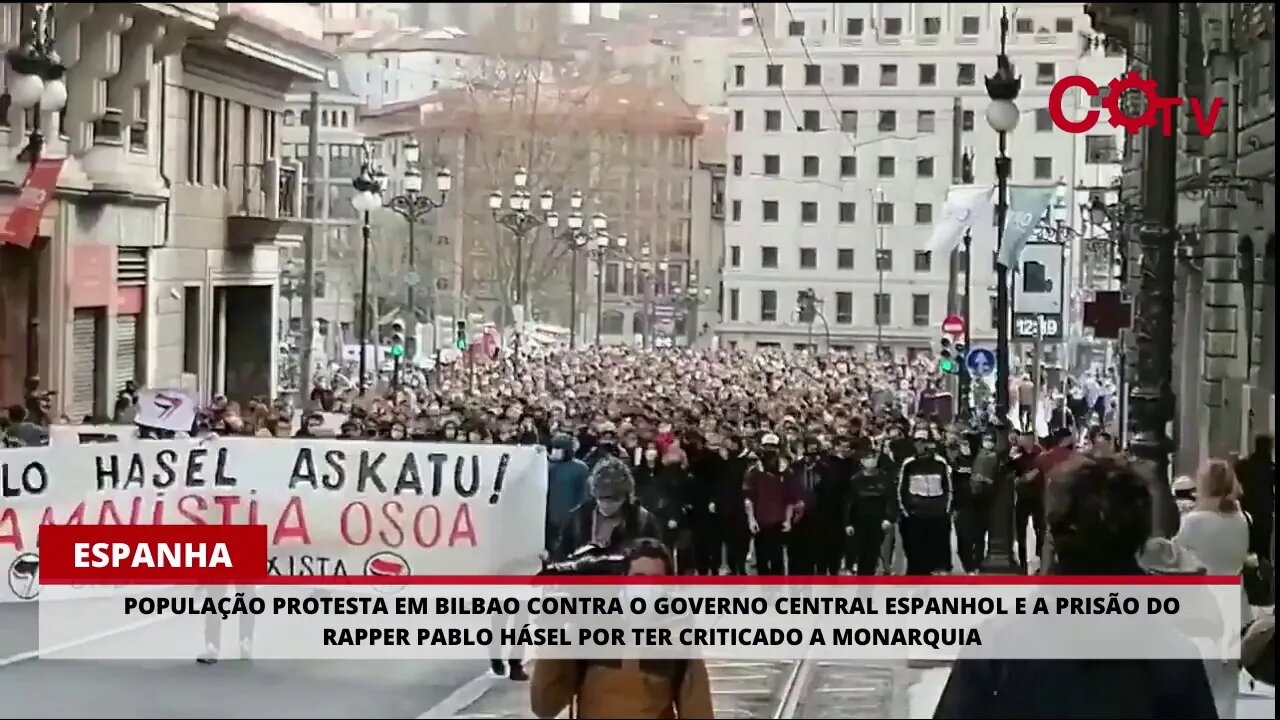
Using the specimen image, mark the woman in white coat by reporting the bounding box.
[1175,458,1252,719]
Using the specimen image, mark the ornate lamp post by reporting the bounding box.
[383,139,450,359]
[489,167,554,346]
[591,233,628,345]
[350,147,388,396]
[674,272,714,347]
[637,245,669,349]
[546,190,607,348]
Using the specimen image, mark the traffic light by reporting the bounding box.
[454,320,468,350]
[389,320,406,358]
[939,338,957,375]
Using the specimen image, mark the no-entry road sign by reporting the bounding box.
[941,314,966,336]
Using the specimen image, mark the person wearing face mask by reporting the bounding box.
[715,431,754,575]
[744,434,801,575]
[846,439,898,576]
[531,539,714,719]
[681,430,723,576]
[583,423,623,470]
[897,428,954,575]
[439,420,460,443]
[388,422,407,441]
[810,436,857,575]
[545,433,590,553]
[786,436,844,575]
[948,431,985,575]
[552,458,662,562]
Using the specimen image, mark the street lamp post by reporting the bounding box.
[592,233,628,345]
[676,273,713,348]
[547,191,607,348]
[490,168,553,353]
[7,3,68,388]
[873,187,887,355]
[383,140,451,360]
[982,7,1021,574]
[637,245,669,349]
[350,147,388,396]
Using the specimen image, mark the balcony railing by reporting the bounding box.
[228,160,301,219]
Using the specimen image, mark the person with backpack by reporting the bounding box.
[530,539,715,719]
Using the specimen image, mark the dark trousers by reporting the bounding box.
[690,519,723,575]
[723,519,751,575]
[1014,497,1045,572]
[754,524,787,575]
[954,504,990,573]
[1019,404,1035,431]
[850,519,886,576]
[814,525,848,575]
[490,606,528,666]
[203,586,257,651]
[786,521,829,575]
[901,515,951,575]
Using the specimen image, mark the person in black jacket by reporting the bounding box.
[788,436,849,575]
[898,428,953,575]
[683,431,723,575]
[846,438,898,575]
[554,457,663,561]
[715,430,754,575]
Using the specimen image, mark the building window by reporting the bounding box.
[837,248,854,269]
[788,20,805,36]
[876,249,893,271]
[878,110,897,132]
[764,110,781,131]
[730,246,741,267]
[800,201,818,223]
[877,156,895,177]
[763,154,780,175]
[1037,63,1056,86]
[876,202,894,224]
[1056,18,1074,33]
[838,201,856,223]
[762,200,779,222]
[842,64,859,86]
[766,64,782,86]
[919,64,937,86]
[880,64,898,86]
[884,17,903,35]
[914,250,933,272]
[1034,156,1053,180]
[802,155,819,176]
[917,110,936,133]
[1091,87,1110,108]
[732,155,743,175]
[961,16,980,34]
[761,246,779,268]
[182,286,200,373]
[731,199,741,221]
[835,292,853,324]
[990,296,1000,329]
[958,63,976,86]
[840,155,856,177]
[915,202,933,224]
[916,157,934,177]
[799,247,817,268]
[733,109,744,131]
[1035,108,1053,132]
[804,64,821,85]
[1085,135,1119,164]
[923,16,941,35]
[962,110,974,131]
[840,110,857,132]
[760,290,778,321]
[845,17,863,35]
[734,64,745,86]
[912,294,931,326]
[729,288,740,321]
[1015,17,1034,34]
[874,294,891,325]
[802,110,821,131]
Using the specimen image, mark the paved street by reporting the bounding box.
[0,605,480,719]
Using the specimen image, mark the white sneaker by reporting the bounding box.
[197,644,218,665]
[240,638,253,660]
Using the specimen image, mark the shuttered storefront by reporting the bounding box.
[70,310,101,420]
[115,248,148,392]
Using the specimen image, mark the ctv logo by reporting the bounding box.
[1048,72,1223,137]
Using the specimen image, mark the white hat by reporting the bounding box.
[760,432,781,447]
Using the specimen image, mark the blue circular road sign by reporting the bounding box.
[965,348,996,377]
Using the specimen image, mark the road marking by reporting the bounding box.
[0,615,166,668]
[416,671,500,719]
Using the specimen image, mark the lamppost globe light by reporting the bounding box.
[640,244,650,258]
[575,234,589,247]
[351,189,377,213]
[403,168,423,194]
[513,166,528,188]
[436,167,452,193]
[546,211,560,228]
[658,260,669,272]
[616,234,628,249]
[403,140,421,165]
[373,169,389,193]
[569,190,584,210]
[567,212,583,229]
[488,191,503,210]
[8,71,44,108]
[40,76,67,111]
[591,212,607,231]
[985,98,1020,132]
[539,190,554,212]
[508,192,522,211]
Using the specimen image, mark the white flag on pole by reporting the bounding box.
[925,185,993,253]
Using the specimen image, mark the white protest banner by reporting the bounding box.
[0,439,548,602]
[134,388,198,432]
[925,185,993,254]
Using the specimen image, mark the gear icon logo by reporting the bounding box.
[1103,72,1160,134]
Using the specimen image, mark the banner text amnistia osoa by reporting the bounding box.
[1,438,549,601]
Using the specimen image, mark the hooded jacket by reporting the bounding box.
[553,459,662,560]
[546,434,590,530]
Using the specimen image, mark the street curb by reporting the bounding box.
[0,615,167,668]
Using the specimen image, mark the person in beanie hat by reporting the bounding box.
[551,456,662,561]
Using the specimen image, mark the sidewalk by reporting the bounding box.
[907,666,1275,718]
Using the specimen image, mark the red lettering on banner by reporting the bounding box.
[450,503,477,547]
[339,500,476,549]
[274,496,310,545]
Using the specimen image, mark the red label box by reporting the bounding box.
[38,525,268,585]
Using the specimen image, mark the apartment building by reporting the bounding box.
[718,2,1124,354]
[361,74,707,346]
[0,3,325,416]
[278,63,366,345]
